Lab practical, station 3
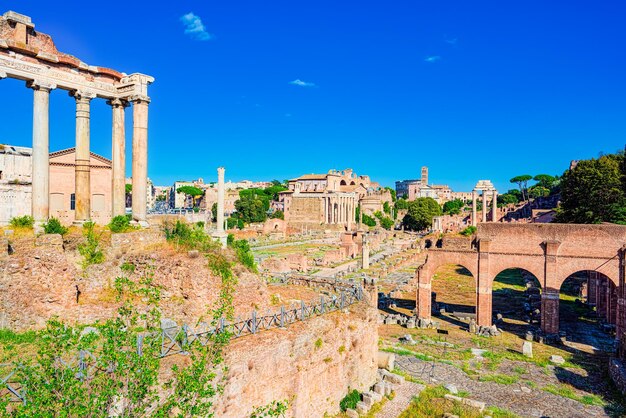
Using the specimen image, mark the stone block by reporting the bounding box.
[522,341,533,358]
[377,351,395,371]
[550,355,565,365]
[361,393,374,408]
[356,401,369,414]
[368,390,382,403]
[345,409,359,418]
[444,383,458,394]
[373,383,385,395]
[35,233,63,249]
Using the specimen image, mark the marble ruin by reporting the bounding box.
[0,11,153,226]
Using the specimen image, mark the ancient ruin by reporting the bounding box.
[0,11,153,226]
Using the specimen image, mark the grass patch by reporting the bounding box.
[542,384,605,406]
[478,374,519,385]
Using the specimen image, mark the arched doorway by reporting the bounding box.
[558,271,614,349]
[431,264,476,328]
[492,268,541,337]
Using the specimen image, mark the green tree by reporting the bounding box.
[509,175,533,202]
[235,193,268,223]
[394,198,408,210]
[528,185,550,199]
[211,202,218,221]
[533,174,556,190]
[403,197,442,231]
[555,153,626,224]
[497,193,519,206]
[177,185,204,208]
[442,199,464,215]
[383,201,391,214]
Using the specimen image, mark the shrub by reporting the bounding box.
[164,220,219,253]
[229,237,257,272]
[10,215,34,228]
[340,389,360,411]
[460,226,477,236]
[43,217,68,235]
[78,222,104,268]
[109,215,132,233]
[362,214,377,227]
[226,217,238,229]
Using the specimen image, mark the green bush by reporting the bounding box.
[228,237,257,272]
[460,226,477,236]
[227,217,239,229]
[78,222,104,268]
[109,215,132,233]
[10,215,34,228]
[340,389,360,411]
[164,220,219,253]
[43,217,68,235]
[362,214,377,227]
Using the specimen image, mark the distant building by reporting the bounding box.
[279,168,390,230]
[1,144,113,225]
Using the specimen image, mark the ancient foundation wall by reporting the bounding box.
[215,303,378,417]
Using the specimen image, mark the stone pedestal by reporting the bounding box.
[541,292,559,335]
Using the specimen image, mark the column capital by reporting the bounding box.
[107,98,129,108]
[70,89,96,102]
[27,79,56,92]
[0,70,7,79]
[129,94,151,104]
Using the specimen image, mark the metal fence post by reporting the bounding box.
[341,291,345,309]
[252,311,257,334]
[280,306,285,327]
[301,301,306,320]
[321,295,325,314]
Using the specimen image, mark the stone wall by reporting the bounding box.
[215,303,378,417]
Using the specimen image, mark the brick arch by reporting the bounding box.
[491,266,543,288]
[417,251,478,286]
[488,256,544,287]
[557,259,620,288]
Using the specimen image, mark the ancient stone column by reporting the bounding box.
[491,191,498,222]
[347,197,352,230]
[109,99,128,217]
[29,80,56,226]
[131,97,149,227]
[471,190,477,226]
[482,190,487,223]
[214,167,227,247]
[362,236,370,269]
[416,269,432,320]
[72,91,95,224]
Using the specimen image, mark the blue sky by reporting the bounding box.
[1,1,625,192]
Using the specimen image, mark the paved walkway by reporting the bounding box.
[395,355,610,418]
[375,381,424,418]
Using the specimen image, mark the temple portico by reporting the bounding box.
[471,180,498,226]
[0,11,154,226]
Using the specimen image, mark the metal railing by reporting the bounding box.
[1,274,364,403]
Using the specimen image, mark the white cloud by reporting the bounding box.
[445,38,458,45]
[180,12,212,41]
[424,55,441,63]
[289,79,316,87]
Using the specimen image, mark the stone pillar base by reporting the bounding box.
[212,232,227,248]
